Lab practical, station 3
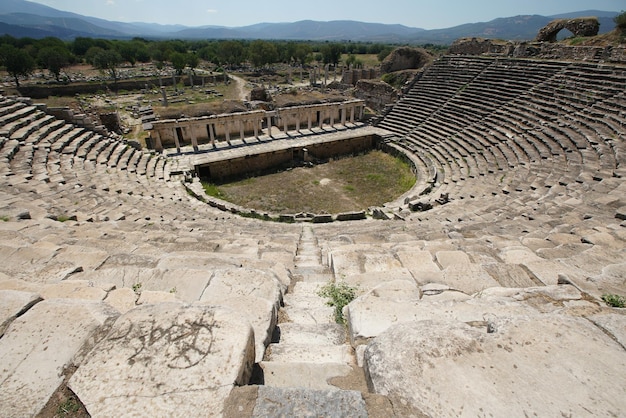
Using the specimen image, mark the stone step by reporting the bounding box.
[280,305,334,325]
[259,361,354,390]
[276,323,347,346]
[225,386,368,418]
[267,343,354,364]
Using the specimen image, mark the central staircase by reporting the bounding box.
[244,226,371,416]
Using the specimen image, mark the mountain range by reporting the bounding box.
[0,0,620,43]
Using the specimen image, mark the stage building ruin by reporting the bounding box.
[146,100,366,153]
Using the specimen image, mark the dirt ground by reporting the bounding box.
[211,151,415,214]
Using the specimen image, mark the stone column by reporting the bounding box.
[307,112,312,131]
[283,113,289,134]
[254,118,259,140]
[153,130,163,152]
[266,115,273,138]
[172,126,181,154]
[224,121,231,144]
[341,104,347,126]
[296,112,301,132]
[350,106,355,124]
[209,122,215,147]
[189,123,199,153]
[330,107,335,128]
[239,119,245,140]
[161,88,168,107]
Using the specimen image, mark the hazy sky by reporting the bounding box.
[27,0,623,29]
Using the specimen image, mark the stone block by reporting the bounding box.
[69,303,255,417]
[0,299,119,417]
[364,314,626,417]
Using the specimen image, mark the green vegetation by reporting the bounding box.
[132,282,143,294]
[56,396,80,416]
[56,215,71,222]
[0,215,9,222]
[0,44,35,87]
[202,182,226,199]
[602,293,626,308]
[317,281,358,324]
[614,11,626,29]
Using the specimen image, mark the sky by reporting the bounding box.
[27,0,623,29]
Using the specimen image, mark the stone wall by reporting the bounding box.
[341,68,380,86]
[354,80,400,112]
[449,37,626,63]
[380,47,432,74]
[197,134,376,182]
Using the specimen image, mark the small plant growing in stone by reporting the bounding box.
[601,293,626,308]
[57,396,80,415]
[132,282,143,294]
[317,281,358,325]
[0,215,9,222]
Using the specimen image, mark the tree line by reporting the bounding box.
[0,35,425,87]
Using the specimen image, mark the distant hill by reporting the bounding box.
[0,0,620,43]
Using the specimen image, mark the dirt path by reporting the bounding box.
[229,74,250,101]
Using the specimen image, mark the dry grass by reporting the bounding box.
[206,150,415,214]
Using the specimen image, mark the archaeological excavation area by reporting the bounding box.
[1,49,625,417]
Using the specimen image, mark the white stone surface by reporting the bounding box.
[69,303,255,417]
[260,362,353,390]
[364,315,626,417]
[0,289,41,336]
[0,299,119,417]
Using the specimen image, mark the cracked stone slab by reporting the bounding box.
[0,289,42,337]
[364,315,626,417]
[69,303,255,417]
[0,299,119,417]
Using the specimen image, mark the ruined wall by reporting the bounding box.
[354,80,400,112]
[149,101,365,150]
[449,37,626,63]
[536,18,600,42]
[198,135,376,182]
[341,68,380,86]
[380,47,432,74]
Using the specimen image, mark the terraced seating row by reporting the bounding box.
[375,57,625,220]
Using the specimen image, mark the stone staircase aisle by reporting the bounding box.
[234,226,371,417]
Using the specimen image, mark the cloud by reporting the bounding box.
[105,0,115,5]
[207,9,217,14]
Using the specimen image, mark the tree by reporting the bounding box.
[170,52,187,75]
[217,40,245,68]
[186,53,199,74]
[0,44,35,87]
[38,46,70,82]
[321,43,343,66]
[615,11,626,30]
[345,54,363,69]
[293,44,313,66]
[92,49,122,85]
[248,40,278,68]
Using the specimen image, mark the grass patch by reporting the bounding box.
[317,281,358,324]
[0,215,9,222]
[602,293,626,308]
[202,182,226,199]
[205,150,416,214]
